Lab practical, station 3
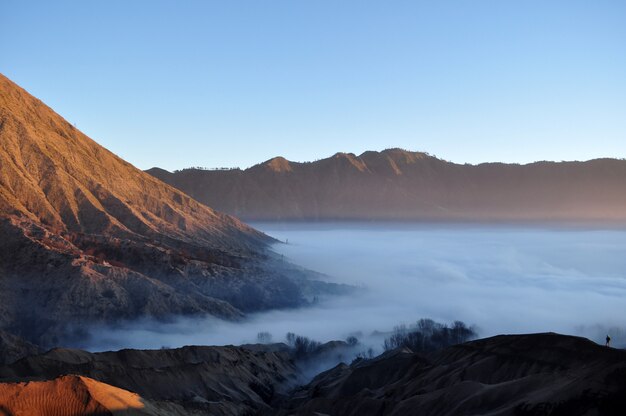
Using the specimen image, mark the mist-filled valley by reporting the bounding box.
[82,222,626,357]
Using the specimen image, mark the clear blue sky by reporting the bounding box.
[1,1,625,171]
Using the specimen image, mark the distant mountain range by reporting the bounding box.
[0,74,335,350]
[148,149,626,222]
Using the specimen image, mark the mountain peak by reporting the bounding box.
[379,148,430,163]
[332,152,357,159]
[264,156,293,172]
[331,152,368,171]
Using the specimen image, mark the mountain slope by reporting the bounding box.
[0,73,266,249]
[0,74,329,349]
[277,333,626,415]
[148,149,626,222]
[0,334,623,415]
[0,344,301,415]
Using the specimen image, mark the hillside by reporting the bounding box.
[148,149,626,222]
[0,344,301,414]
[277,333,626,415]
[0,74,335,350]
[0,73,268,248]
[0,333,623,415]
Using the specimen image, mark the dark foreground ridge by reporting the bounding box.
[0,333,623,415]
[148,150,626,223]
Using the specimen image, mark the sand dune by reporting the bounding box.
[0,374,184,415]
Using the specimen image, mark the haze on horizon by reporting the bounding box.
[1,1,625,171]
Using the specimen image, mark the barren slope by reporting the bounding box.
[0,74,332,351]
[0,344,301,415]
[0,73,267,249]
[277,333,626,415]
[0,334,623,415]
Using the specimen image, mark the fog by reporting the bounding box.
[84,223,626,352]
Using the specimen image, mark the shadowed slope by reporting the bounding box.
[0,334,623,415]
[0,344,301,415]
[277,333,626,415]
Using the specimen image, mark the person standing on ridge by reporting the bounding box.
[605,334,611,347]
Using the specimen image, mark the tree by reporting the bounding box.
[383,319,477,353]
[346,336,359,346]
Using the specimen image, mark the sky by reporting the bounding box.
[1,1,625,171]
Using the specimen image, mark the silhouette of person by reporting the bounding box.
[606,334,611,347]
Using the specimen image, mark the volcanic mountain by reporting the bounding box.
[148,149,626,222]
[0,74,333,351]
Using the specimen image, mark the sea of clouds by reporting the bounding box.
[84,222,626,352]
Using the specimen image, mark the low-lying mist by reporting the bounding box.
[83,222,626,354]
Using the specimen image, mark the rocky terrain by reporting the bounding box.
[148,150,626,222]
[0,333,622,415]
[0,343,302,415]
[0,74,341,353]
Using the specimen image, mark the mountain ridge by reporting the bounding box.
[0,73,268,249]
[0,333,623,415]
[147,149,626,222]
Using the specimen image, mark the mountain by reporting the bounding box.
[0,73,268,248]
[0,333,623,415]
[277,333,626,415]
[148,149,626,222]
[0,74,335,349]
